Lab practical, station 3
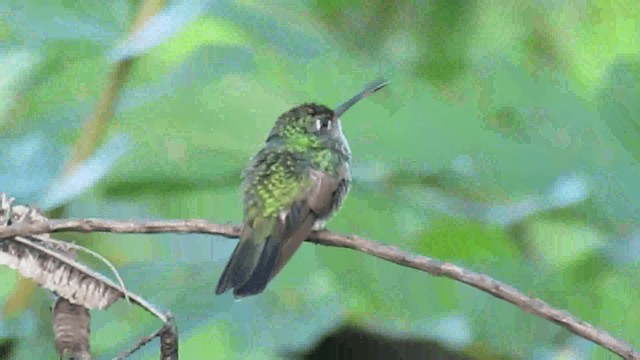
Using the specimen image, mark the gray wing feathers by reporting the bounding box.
[270,170,341,279]
[306,169,341,216]
[216,168,345,297]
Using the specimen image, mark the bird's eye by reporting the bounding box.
[315,118,332,131]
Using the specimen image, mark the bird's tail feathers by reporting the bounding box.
[215,219,281,298]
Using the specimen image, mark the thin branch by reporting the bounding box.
[0,219,638,360]
[117,315,177,360]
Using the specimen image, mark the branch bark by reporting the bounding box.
[0,218,638,360]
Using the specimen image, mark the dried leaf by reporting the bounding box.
[0,235,124,310]
[53,297,91,360]
[0,199,123,309]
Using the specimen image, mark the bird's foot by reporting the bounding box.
[312,219,328,232]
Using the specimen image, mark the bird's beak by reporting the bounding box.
[333,79,389,118]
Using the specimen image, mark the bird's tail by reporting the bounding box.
[215,219,281,298]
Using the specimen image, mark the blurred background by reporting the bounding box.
[0,0,639,359]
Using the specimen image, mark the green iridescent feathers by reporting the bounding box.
[216,106,335,297]
[243,150,313,218]
[216,80,388,298]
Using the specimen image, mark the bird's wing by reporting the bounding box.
[306,169,342,217]
[217,149,308,297]
[269,168,341,280]
[218,150,342,297]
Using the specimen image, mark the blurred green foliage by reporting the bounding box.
[0,0,639,359]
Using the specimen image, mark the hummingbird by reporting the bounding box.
[215,79,389,298]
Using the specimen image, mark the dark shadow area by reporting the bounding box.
[0,338,16,359]
[290,325,474,360]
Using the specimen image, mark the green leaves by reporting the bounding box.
[40,135,129,210]
[0,0,126,44]
[0,48,39,127]
[109,0,209,61]
[0,133,64,202]
[597,59,640,160]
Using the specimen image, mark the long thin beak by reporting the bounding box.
[333,79,389,117]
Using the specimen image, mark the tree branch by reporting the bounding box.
[0,218,638,359]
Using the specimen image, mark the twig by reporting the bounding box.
[116,326,164,360]
[0,218,638,360]
[160,314,179,360]
[116,314,177,360]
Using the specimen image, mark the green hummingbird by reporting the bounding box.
[215,79,389,298]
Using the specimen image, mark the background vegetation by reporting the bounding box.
[1,0,639,358]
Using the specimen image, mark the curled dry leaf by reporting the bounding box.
[53,297,91,360]
[0,194,123,310]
